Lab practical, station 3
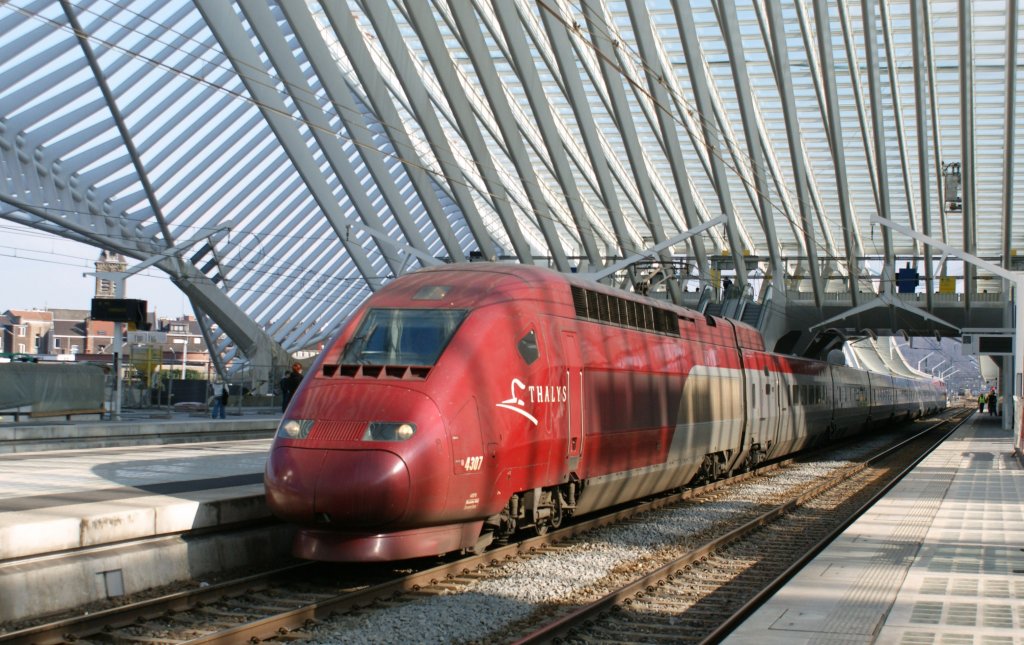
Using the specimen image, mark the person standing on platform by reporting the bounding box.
[211,383,228,419]
[217,385,228,419]
[979,392,986,413]
[281,362,303,412]
[987,389,997,416]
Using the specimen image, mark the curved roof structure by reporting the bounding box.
[2,0,1021,382]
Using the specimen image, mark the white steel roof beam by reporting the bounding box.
[1001,0,1018,273]
[623,1,712,275]
[448,1,570,271]
[861,0,896,293]
[240,1,436,276]
[538,3,640,261]
[790,0,844,266]
[879,0,920,255]
[922,0,948,249]
[195,0,386,290]
[960,0,977,307]
[813,0,861,305]
[399,0,536,263]
[604,30,730,255]
[764,0,823,307]
[580,0,686,302]
[910,0,935,307]
[257,1,442,266]
[428,2,617,257]
[495,4,626,255]
[643,17,744,249]
[837,0,882,222]
[749,1,830,263]
[489,0,601,267]
[60,1,174,247]
[668,0,748,289]
[319,2,478,262]
[715,0,783,283]
[552,4,681,251]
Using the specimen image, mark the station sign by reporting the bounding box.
[127,330,167,345]
[962,329,1014,356]
[91,298,148,325]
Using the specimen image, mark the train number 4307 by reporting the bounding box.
[461,455,484,471]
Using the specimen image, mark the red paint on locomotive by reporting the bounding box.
[264,264,946,561]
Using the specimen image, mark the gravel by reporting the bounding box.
[302,432,900,644]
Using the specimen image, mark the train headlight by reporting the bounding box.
[277,419,313,440]
[362,422,417,441]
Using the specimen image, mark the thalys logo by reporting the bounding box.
[495,378,568,426]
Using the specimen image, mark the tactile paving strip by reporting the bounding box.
[878,428,1024,644]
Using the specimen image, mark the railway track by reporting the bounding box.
[515,408,972,644]
[0,410,968,645]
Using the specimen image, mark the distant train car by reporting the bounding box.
[264,264,945,561]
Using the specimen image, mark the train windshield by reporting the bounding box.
[341,308,468,366]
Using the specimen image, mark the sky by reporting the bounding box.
[0,221,191,318]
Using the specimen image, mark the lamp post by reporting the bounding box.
[174,338,187,379]
[917,351,936,371]
[164,346,175,409]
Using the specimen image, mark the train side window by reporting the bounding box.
[518,330,539,365]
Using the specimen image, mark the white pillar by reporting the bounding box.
[1013,274,1024,451]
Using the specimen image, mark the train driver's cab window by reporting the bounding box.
[341,308,467,366]
[518,329,539,365]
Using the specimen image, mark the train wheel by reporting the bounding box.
[549,490,564,530]
[531,489,565,536]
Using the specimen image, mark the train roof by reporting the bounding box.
[381,263,765,350]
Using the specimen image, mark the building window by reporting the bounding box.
[54,338,61,348]
[71,345,79,354]
[17,343,25,353]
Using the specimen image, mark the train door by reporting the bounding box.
[561,331,584,471]
[773,363,794,454]
[753,362,781,457]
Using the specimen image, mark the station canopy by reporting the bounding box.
[1,1,1022,380]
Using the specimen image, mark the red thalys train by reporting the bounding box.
[265,264,946,561]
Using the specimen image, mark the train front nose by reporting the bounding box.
[264,383,445,528]
[266,446,410,526]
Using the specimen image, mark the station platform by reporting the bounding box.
[0,407,281,453]
[0,413,293,624]
[726,411,1024,644]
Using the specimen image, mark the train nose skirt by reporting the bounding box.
[312,449,411,526]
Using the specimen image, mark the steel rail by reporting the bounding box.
[1,411,963,645]
[700,409,970,643]
[176,459,795,645]
[0,452,781,645]
[511,408,971,644]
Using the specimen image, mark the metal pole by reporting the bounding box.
[112,278,125,421]
[1014,276,1024,450]
[166,348,174,411]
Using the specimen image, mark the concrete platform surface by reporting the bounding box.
[0,437,287,623]
[725,413,1024,645]
[0,408,280,453]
